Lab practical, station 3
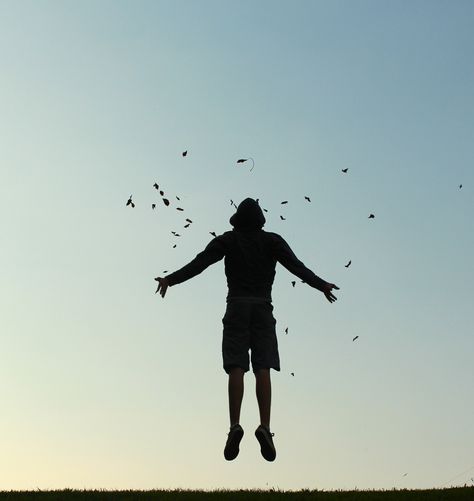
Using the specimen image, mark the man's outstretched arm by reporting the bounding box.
[154,236,226,298]
[273,234,339,303]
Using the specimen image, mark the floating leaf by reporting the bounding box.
[236,157,254,171]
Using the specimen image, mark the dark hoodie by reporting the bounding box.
[166,198,328,301]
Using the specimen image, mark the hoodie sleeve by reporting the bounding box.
[272,234,328,291]
[166,236,227,287]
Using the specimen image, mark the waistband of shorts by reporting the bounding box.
[226,296,271,304]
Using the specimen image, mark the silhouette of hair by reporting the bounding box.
[229,198,266,230]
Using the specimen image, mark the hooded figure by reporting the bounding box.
[156,197,338,463]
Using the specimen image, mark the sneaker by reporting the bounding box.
[224,424,244,461]
[255,424,276,461]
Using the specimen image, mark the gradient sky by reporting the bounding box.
[1,0,473,491]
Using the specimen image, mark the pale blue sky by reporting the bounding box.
[1,0,473,491]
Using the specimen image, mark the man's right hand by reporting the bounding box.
[322,282,339,303]
[154,277,169,298]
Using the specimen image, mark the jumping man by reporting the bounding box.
[155,198,339,461]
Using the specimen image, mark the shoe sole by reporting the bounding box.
[224,428,244,461]
[255,428,276,461]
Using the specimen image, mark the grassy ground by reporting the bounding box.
[0,488,473,501]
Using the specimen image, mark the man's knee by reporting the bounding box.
[254,368,270,378]
[228,366,246,377]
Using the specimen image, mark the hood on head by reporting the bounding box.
[229,198,265,230]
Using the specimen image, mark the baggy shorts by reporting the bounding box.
[222,299,280,373]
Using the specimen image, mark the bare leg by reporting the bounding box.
[255,368,271,428]
[228,367,245,426]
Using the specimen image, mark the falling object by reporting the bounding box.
[182,150,187,157]
[236,157,255,171]
[162,198,170,207]
[210,231,217,237]
[368,213,375,219]
[185,218,193,223]
[280,215,286,220]
[353,336,359,342]
[290,372,295,377]
[152,204,156,210]
[285,327,288,335]
[126,195,135,208]
[304,196,311,202]
[342,168,348,173]
[153,183,159,190]
[176,207,184,211]
[291,281,296,287]
[345,260,351,268]
[281,201,288,204]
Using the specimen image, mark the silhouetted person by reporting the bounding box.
[154,198,339,462]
